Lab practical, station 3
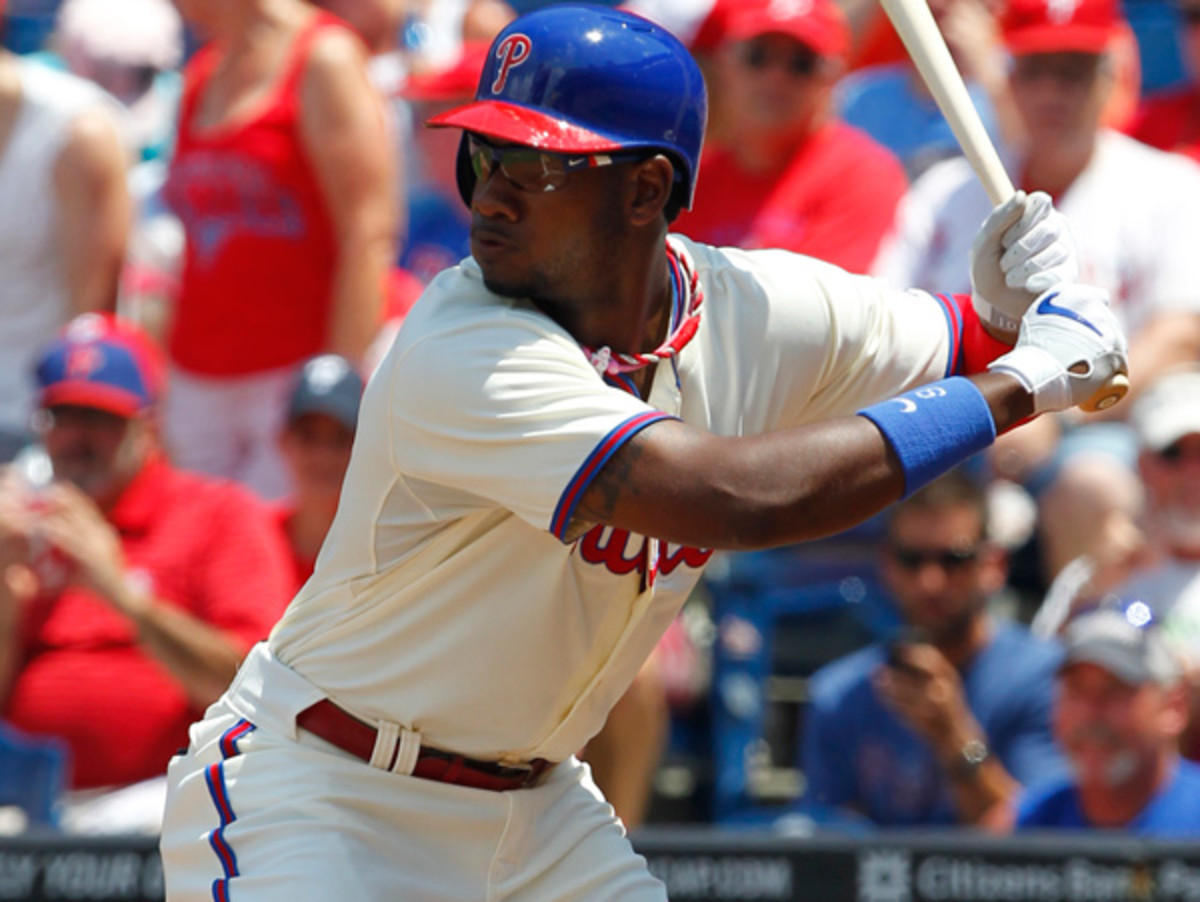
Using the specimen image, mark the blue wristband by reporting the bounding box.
[858,377,997,498]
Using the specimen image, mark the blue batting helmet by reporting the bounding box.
[427,3,708,212]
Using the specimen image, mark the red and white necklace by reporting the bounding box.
[584,237,703,382]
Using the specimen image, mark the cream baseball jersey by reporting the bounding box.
[873,131,1200,335]
[268,235,963,764]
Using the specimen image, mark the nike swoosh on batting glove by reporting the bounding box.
[987,284,1128,414]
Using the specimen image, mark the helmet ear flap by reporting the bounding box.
[454,134,476,207]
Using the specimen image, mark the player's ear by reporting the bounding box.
[628,155,674,227]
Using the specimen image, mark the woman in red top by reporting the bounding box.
[164,0,395,499]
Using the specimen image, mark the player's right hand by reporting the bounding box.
[987,284,1128,414]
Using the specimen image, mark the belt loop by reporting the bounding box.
[392,728,421,776]
[369,719,401,770]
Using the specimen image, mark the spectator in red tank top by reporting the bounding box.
[672,0,908,274]
[163,0,396,500]
[0,314,292,823]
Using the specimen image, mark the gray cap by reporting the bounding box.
[1131,366,1200,452]
[286,355,364,433]
[1060,602,1181,686]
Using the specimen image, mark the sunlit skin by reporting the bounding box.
[310,0,404,53]
[1053,661,1186,825]
[1138,433,1200,558]
[467,141,678,392]
[1009,51,1111,191]
[881,503,1006,651]
[716,34,840,172]
[279,412,355,512]
[38,405,153,511]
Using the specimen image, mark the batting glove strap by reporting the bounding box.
[988,285,1128,414]
[973,296,1021,337]
[988,345,1075,414]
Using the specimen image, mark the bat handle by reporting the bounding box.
[974,149,1015,206]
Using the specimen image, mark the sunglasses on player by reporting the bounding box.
[467,136,647,194]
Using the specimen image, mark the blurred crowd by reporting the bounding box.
[1,0,1200,844]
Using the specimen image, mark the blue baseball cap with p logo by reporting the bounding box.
[34,313,164,418]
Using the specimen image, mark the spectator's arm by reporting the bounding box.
[301,28,397,365]
[0,470,42,708]
[875,643,1022,828]
[0,565,28,709]
[53,107,130,317]
[35,482,247,708]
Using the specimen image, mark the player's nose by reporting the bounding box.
[470,166,520,222]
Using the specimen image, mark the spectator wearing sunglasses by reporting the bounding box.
[874,0,1200,594]
[671,0,907,274]
[1016,600,1200,835]
[801,468,1066,828]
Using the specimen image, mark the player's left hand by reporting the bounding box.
[970,191,1078,339]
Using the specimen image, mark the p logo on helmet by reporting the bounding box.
[491,34,531,94]
[425,4,709,215]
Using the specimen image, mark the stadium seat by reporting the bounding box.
[0,721,68,830]
[704,532,898,826]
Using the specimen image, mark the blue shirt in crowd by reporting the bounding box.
[801,622,1066,826]
[835,63,999,180]
[1017,759,1200,836]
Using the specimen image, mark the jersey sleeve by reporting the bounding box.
[388,307,668,537]
[719,248,968,424]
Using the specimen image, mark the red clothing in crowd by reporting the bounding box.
[165,13,351,376]
[1128,86,1200,164]
[4,457,293,789]
[674,121,907,274]
[271,503,317,596]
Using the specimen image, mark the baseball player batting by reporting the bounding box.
[160,5,1128,899]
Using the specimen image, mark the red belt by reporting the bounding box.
[296,699,552,791]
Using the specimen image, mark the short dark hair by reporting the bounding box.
[888,467,990,540]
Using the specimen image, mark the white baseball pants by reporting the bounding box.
[160,644,666,901]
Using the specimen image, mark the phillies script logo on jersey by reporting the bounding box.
[491,34,532,94]
[578,525,712,579]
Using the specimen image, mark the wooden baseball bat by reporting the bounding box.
[878,0,1129,412]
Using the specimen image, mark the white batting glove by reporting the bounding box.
[988,284,1128,414]
[970,191,1078,338]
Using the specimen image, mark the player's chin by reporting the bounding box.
[475,256,534,300]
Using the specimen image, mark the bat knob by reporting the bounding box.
[1079,373,1130,414]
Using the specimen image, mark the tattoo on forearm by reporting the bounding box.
[583,439,643,521]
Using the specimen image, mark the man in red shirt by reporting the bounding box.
[0,313,293,805]
[673,0,908,273]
